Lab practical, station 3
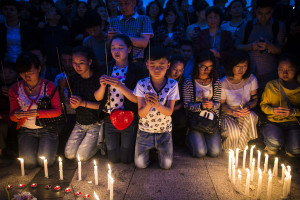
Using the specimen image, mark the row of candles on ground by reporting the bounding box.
[228,145,292,199]
[17,155,115,200]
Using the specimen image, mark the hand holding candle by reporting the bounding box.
[17,158,25,176]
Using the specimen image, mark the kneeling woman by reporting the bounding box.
[94,34,144,163]
[221,50,258,150]
[261,54,300,157]
[9,52,61,169]
[64,46,102,161]
[182,51,222,157]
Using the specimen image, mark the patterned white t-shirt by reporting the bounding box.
[133,77,180,133]
[104,66,128,113]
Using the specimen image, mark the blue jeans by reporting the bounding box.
[64,122,100,161]
[18,127,58,169]
[187,129,221,158]
[104,115,138,163]
[135,130,173,169]
[263,122,300,156]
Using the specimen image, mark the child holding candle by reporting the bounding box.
[261,53,300,157]
[220,50,258,150]
[9,53,61,169]
[94,34,145,163]
[133,46,180,169]
[64,46,103,161]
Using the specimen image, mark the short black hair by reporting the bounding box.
[25,43,46,57]
[225,50,251,79]
[180,39,193,48]
[84,10,102,29]
[146,46,169,61]
[256,0,276,9]
[192,0,209,13]
[169,54,185,67]
[161,6,180,31]
[1,0,20,12]
[225,0,246,20]
[278,52,299,70]
[111,34,133,61]
[60,46,73,56]
[205,6,224,23]
[146,1,163,19]
[16,52,41,74]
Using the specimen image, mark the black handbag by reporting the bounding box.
[35,81,67,127]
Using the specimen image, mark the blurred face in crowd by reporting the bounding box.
[147,58,170,81]
[256,6,273,25]
[30,50,46,68]
[19,65,41,86]
[108,0,118,12]
[149,3,160,18]
[169,62,184,80]
[232,61,248,79]
[61,54,74,74]
[97,6,108,21]
[90,0,100,9]
[196,10,206,22]
[230,1,243,18]
[111,38,131,64]
[207,12,221,30]
[2,5,19,21]
[72,53,92,77]
[278,61,297,82]
[0,67,18,85]
[166,11,176,25]
[77,3,87,17]
[86,25,102,39]
[198,60,213,79]
[180,45,193,62]
[118,0,136,16]
[41,1,52,13]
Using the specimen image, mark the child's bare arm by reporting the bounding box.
[137,96,152,118]
[155,99,176,116]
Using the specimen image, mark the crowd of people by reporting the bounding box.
[0,0,299,170]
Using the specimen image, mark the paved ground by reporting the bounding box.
[0,147,299,200]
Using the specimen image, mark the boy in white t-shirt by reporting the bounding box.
[133,47,180,169]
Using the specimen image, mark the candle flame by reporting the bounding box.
[94,160,97,166]
[281,163,285,168]
[265,153,268,158]
[94,191,100,200]
[268,169,272,176]
[246,168,250,174]
[77,154,80,162]
[108,164,111,171]
[238,169,241,175]
[244,146,248,151]
[236,148,240,152]
[40,156,46,160]
[17,158,24,161]
[275,157,278,161]
[108,174,114,183]
[59,157,62,162]
[287,165,291,171]
[258,168,262,175]
[251,145,255,149]
[257,150,261,154]
[253,158,255,163]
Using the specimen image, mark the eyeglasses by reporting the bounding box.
[198,64,213,71]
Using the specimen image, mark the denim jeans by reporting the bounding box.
[135,130,173,169]
[187,128,221,158]
[104,115,138,163]
[18,127,58,169]
[64,122,100,161]
[263,122,300,156]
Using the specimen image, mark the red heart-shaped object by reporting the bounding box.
[110,109,134,131]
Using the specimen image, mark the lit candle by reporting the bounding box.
[78,155,81,181]
[94,191,100,200]
[17,158,25,176]
[237,170,241,192]
[94,160,98,185]
[228,150,233,178]
[281,164,285,183]
[109,174,114,200]
[40,157,48,178]
[59,157,63,180]
[273,157,278,176]
[242,146,248,170]
[249,145,255,169]
[245,168,251,196]
[108,164,112,190]
[235,148,239,168]
[250,158,255,182]
[287,170,291,195]
[256,168,262,199]
[267,169,273,200]
[282,173,288,199]
[232,157,236,184]
[257,150,261,170]
[287,165,291,174]
[264,154,269,173]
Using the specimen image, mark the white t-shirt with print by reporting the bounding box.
[133,77,180,133]
[104,66,128,113]
[195,81,213,102]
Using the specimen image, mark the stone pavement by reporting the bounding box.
[0,147,299,200]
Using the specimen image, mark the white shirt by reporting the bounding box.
[195,81,213,102]
[134,77,180,133]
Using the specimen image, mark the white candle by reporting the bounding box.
[273,157,278,176]
[264,154,269,173]
[257,150,261,170]
[232,157,236,184]
[281,164,285,183]
[17,158,25,176]
[249,145,255,168]
[287,165,291,174]
[40,157,48,178]
[109,174,114,200]
[59,157,63,180]
[237,170,241,192]
[242,146,248,170]
[250,158,255,182]
[282,175,288,198]
[108,164,112,190]
[245,168,251,196]
[287,166,291,195]
[267,170,273,200]
[94,191,100,200]
[235,148,239,168]
[256,168,262,199]
[94,160,98,185]
[78,155,81,181]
